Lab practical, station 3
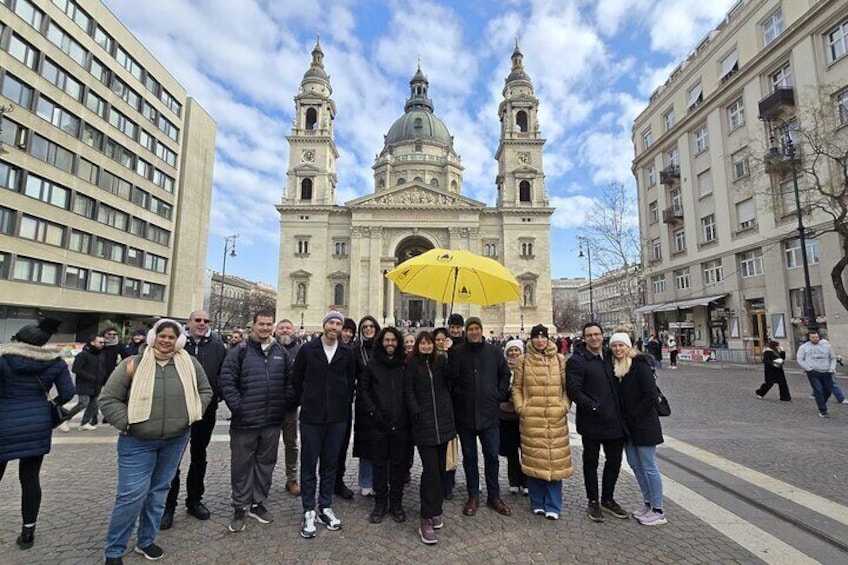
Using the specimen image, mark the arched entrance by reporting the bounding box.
[394,236,436,327]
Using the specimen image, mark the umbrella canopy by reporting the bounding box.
[385,248,521,308]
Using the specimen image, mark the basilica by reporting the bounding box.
[276,40,553,334]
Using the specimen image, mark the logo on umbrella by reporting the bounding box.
[437,252,453,263]
[397,269,410,280]
[458,285,471,299]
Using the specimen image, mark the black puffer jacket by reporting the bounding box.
[352,316,381,457]
[71,344,107,396]
[291,337,356,425]
[446,340,511,431]
[566,344,626,440]
[618,355,663,446]
[185,332,227,399]
[404,354,455,447]
[219,338,291,429]
[359,329,408,432]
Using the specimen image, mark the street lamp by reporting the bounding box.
[520,312,524,336]
[760,115,816,330]
[578,239,594,322]
[300,312,304,331]
[217,234,238,332]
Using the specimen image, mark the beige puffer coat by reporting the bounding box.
[512,341,572,481]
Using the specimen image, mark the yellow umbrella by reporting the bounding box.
[385,248,521,310]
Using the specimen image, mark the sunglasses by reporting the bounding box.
[193,318,211,323]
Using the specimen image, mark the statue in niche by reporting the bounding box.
[296,283,306,305]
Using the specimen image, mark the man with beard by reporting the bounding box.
[334,318,358,499]
[446,317,512,517]
[359,327,408,523]
[290,311,356,539]
[61,334,107,431]
[352,315,381,496]
[161,310,228,529]
[276,319,302,496]
[122,328,147,358]
[100,327,124,374]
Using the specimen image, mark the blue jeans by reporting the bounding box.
[105,431,190,558]
[807,371,834,414]
[457,426,501,500]
[358,458,373,489]
[624,444,663,510]
[832,377,845,403]
[527,477,562,514]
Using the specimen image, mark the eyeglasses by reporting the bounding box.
[193,318,210,323]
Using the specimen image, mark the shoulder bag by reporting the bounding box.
[30,372,71,428]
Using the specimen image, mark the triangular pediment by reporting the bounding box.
[346,184,485,208]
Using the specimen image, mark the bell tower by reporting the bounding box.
[284,38,338,205]
[495,40,547,208]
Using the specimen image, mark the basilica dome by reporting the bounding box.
[384,65,453,148]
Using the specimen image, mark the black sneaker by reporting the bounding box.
[247,503,274,524]
[601,499,629,519]
[228,507,246,532]
[134,543,164,561]
[160,510,174,530]
[587,501,605,522]
[104,558,123,565]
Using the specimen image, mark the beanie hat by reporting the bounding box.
[465,316,482,331]
[342,318,357,333]
[448,313,464,327]
[12,318,62,346]
[132,327,147,337]
[530,324,549,339]
[323,311,345,326]
[609,332,632,348]
[505,339,524,355]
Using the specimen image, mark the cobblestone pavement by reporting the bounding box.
[1,363,846,564]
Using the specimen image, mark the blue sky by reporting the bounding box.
[104,0,738,286]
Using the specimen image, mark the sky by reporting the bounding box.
[104,0,739,287]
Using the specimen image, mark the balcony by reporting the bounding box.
[660,165,680,186]
[763,147,801,175]
[662,205,684,224]
[758,88,795,120]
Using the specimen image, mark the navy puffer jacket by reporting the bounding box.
[0,343,75,461]
[71,344,107,396]
[219,339,291,429]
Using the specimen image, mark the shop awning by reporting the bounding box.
[635,294,727,314]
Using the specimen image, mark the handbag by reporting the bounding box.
[499,401,519,421]
[30,373,72,428]
[656,385,671,417]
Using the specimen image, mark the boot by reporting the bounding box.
[419,518,437,544]
[16,524,35,550]
[389,500,407,523]
[369,500,387,524]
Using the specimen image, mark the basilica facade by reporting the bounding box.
[276,41,553,334]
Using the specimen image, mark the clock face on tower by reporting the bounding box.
[302,149,315,163]
[518,152,530,164]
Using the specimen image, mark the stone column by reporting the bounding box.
[349,226,364,317]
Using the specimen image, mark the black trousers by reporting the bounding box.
[335,414,353,488]
[0,455,45,524]
[166,400,217,511]
[371,428,408,505]
[417,443,448,519]
[582,436,625,502]
[757,373,791,401]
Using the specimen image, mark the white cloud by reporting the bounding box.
[550,195,598,229]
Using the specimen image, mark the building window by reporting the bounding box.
[789,286,826,318]
[736,198,757,231]
[146,223,170,246]
[159,88,182,117]
[13,0,44,30]
[19,215,64,247]
[300,178,313,200]
[0,206,15,235]
[651,237,662,261]
[651,274,666,294]
[663,108,675,132]
[726,98,745,130]
[68,229,91,254]
[642,129,653,150]
[739,249,764,278]
[141,282,166,301]
[674,268,691,290]
[694,125,709,153]
[835,88,848,127]
[520,241,534,258]
[333,241,348,256]
[305,108,318,130]
[687,83,703,110]
[784,237,820,269]
[296,239,310,255]
[669,187,682,211]
[701,214,717,243]
[672,228,686,254]
[519,180,531,202]
[24,174,69,209]
[36,97,81,137]
[763,9,785,45]
[97,204,128,231]
[115,46,143,81]
[719,49,739,82]
[93,25,114,53]
[333,283,345,306]
[46,22,87,67]
[94,237,126,263]
[1,74,34,108]
[129,217,146,236]
[123,277,141,297]
[697,169,713,197]
[63,266,87,290]
[53,0,92,33]
[143,253,168,273]
[108,107,138,139]
[771,63,792,90]
[826,19,848,63]
[702,259,723,286]
[126,247,143,268]
[72,193,96,219]
[649,201,658,223]
[646,164,657,186]
[88,271,122,295]
[516,110,528,132]
[13,256,60,285]
[8,34,40,70]
[732,151,750,180]
[40,58,83,101]
[666,148,680,168]
[483,242,498,257]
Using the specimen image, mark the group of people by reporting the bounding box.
[0,310,672,564]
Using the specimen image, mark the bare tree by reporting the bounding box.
[552,295,582,333]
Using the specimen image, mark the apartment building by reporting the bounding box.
[632,0,848,358]
[577,265,643,336]
[0,0,215,341]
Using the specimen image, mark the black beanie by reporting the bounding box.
[343,318,357,333]
[530,324,549,339]
[448,313,464,327]
[13,318,62,346]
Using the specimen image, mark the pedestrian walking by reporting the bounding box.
[62,334,107,431]
[0,318,75,551]
[100,319,212,563]
[756,340,791,401]
[667,335,678,369]
[608,333,666,526]
[646,335,662,369]
[797,329,838,418]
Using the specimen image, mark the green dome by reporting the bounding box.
[385,109,452,146]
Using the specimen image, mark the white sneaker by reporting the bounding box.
[300,510,317,539]
[360,487,374,497]
[841,399,848,405]
[58,421,71,432]
[317,507,341,531]
[80,423,98,431]
[521,487,529,496]
[545,511,559,520]
[508,486,519,494]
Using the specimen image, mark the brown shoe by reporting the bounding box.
[285,480,301,496]
[462,495,480,516]
[487,497,512,516]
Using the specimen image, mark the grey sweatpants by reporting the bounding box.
[229,425,281,508]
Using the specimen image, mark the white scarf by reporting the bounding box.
[127,346,203,425]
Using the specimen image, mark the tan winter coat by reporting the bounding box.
[512,342,572,481]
